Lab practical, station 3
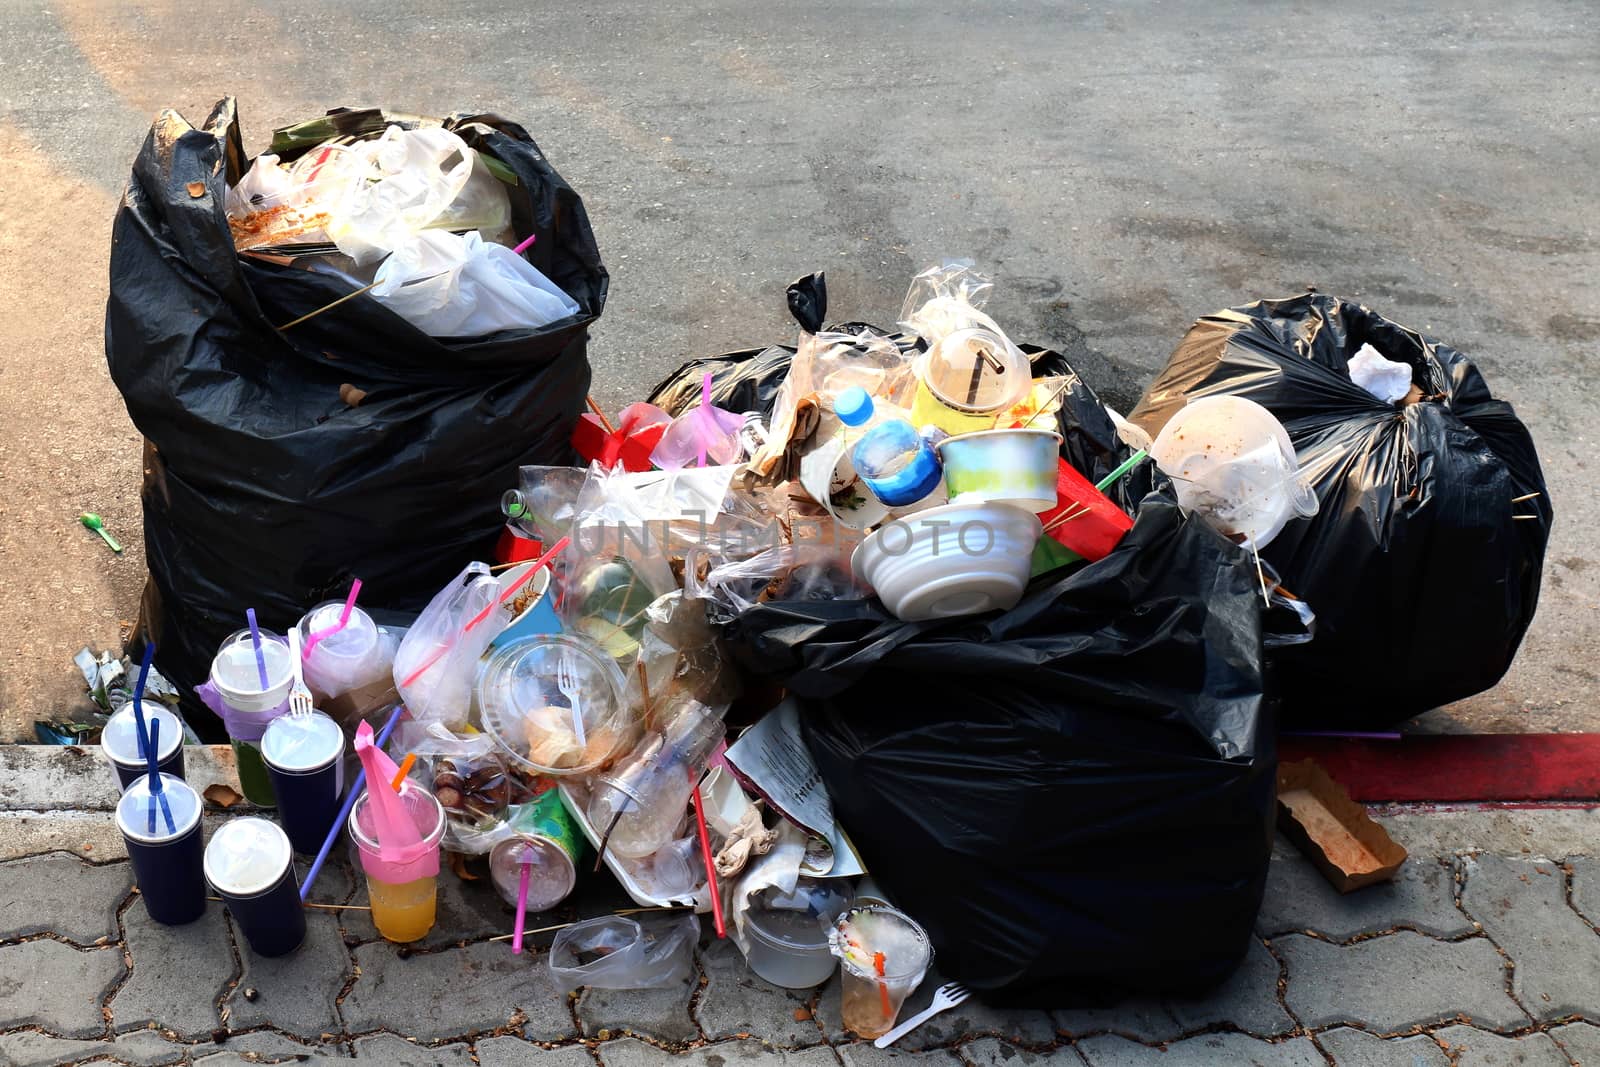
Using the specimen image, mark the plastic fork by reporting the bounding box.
[873,982,970,1049]
[556,653,586,747]
[287,628,315,719]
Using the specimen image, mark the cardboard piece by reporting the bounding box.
[1276,759,1407,893]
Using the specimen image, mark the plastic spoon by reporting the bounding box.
[79,513,122,553]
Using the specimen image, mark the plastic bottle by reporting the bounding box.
[834,387,943,508]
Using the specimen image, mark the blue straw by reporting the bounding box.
[145,719,175,836]
[300,704,407,901]
[131,643,155,762]
[245,609,270,688]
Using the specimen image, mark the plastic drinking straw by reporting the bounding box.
[400,538,573,689]
[301,704,406,901]
[511,856,532,955]
[389,753,417,792]
[689,767,726,939]
[1094,449,1150,493]
[145,719,175,836]
[1284,730,1405,740]
[131,643,155,763]
[245,609,270,689]
[512,233,537,256]
[586,396,617,436]
[304,578,363,659]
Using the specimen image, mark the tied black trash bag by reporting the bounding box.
[723,499,1277,1002]
[1128,293,1552,727]
[107,99,607,733]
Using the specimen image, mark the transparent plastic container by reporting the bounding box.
[743,878,852,989]
[475,634,632,776]
[586,700,725,860]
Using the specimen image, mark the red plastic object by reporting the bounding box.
[570,404,669,472]
[495,524,544,566]
[1278,734,1600,803]
[1037,459,1133,562]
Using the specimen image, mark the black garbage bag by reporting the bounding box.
[1128,293,1552,727]
[723,498,1277,1002]
[107,99,607,734]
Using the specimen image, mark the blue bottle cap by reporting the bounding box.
[835,387,874,427]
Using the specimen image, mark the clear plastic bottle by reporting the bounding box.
[587,700,725,860]
[834,387,943,508]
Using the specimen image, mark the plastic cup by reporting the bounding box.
[102,701,186,792]
[831,905,934,1039]
[937,428,1064,513]
[743,879,851,990]
[296,601,389,704]
[205,817,306,957]
[910,327,1031,436]
[261,712,346,855]
[476,634,631,778]
[488,791,583,914]
[210,629,295,806]
[348,781,446,943]
[116,774,206,926]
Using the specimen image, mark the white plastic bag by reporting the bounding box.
[391,563,501,727]
[371,230,580,337]
[330,125,511,265]
[1348,343,1414,404]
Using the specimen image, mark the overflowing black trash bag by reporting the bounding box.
[1128,293,1552,727]
[107,99,607,733]
[724,499,1278,1002]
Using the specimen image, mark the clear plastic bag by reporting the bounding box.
[650,373,746,470]
[391,563,501,727]
[226,147,363,251]
[370,229,580,337]
[626,592,740,724]
[548,912,701,992]
[330,125,511,265]
[390,721,543,854]
[686,544,858,624]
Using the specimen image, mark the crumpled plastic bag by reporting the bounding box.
[371,229,580,337]
[391,563,500,727]
[548,913,701,992]
[1347,342,1414,404]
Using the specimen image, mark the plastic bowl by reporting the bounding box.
[851,500,1042,622]
[937,427,1063,512]
[474,634,632,776]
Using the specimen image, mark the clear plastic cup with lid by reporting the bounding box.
[295,600,391,701]
[475,634,633,777]
[210,628,295,806]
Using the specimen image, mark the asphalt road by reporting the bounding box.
[1,0,1595,738]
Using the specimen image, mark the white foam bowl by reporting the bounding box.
[852,500,1043,622]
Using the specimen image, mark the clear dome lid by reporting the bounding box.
[210,628,293,698]
[115,774,203,843]
[299,602,379,661]
[205,817,292,896]
[261,711,344,772]
[102,702,183,765]
[475,634,631,777]
[922,327,1031,413]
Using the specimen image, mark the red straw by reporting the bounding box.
[689,767,726,938]
[399,536,571,690]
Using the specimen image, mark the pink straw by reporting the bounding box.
[511,856,532,955]
[304,578,363,660]
[512,233,537,256]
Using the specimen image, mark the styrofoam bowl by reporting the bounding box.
[851,501,1042,622]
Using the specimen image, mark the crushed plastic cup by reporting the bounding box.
[829,905,934,1039]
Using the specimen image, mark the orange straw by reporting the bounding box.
[390,753,416,792]
[873,951,891,1018]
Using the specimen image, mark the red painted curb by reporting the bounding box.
[1277,734,1600,803]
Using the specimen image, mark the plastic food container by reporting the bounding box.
[475,634,632,776]
[910,327,1032,436]
[937,428,1063,512]
[742,879,852,989]
[852,501,1042,622]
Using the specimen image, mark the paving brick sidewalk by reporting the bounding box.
[2,747,1598,1066]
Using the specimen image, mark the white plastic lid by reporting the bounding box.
[300,602,378,661]
[475,634,630,776]
[115,774,203,844]
[210,629,294,700]
[102,702,183,766]
[205,817,293,897]
[261,711,344,773]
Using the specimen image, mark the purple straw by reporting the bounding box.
[300,703,407,901]
[245,609,270,688]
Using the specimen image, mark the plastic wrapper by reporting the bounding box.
[1128,293,1552,726]
[548,912,701,992]
[686,544,859,625]
[898,259,1010,349]
[626,592,740,726]
[390,721,542,854]
[651,372,747,469]
[391,563,501,727]
[370,229,580,337]
[723,497,1281,1002]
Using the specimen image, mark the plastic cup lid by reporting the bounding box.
[261,711,344,772]
[115,774,203,844]
[923,328,1031,412]
[301,602,378,660]
[103,702,183,765]
[831,905,933,982]
[210,629,294,698]
[475,634,629,775]
[204,817,293,897]
[489,835,576,910]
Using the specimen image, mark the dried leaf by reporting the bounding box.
[186,181,207,199]
[204,783,243,809]
[339,383,368,408]
[447,851,482,881]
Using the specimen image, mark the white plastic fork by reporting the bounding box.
[287,628,315,719]
[874,982,970,1049]
[556,653,586,747]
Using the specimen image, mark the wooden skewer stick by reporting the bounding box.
[486,906,690,943]
[586,396,617,435]
[275,281,380,331]
[201,895,371,911]
[1510,492,1541,504]
[1042,503,1092,533]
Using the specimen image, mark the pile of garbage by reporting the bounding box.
[98,100,1553,1033]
